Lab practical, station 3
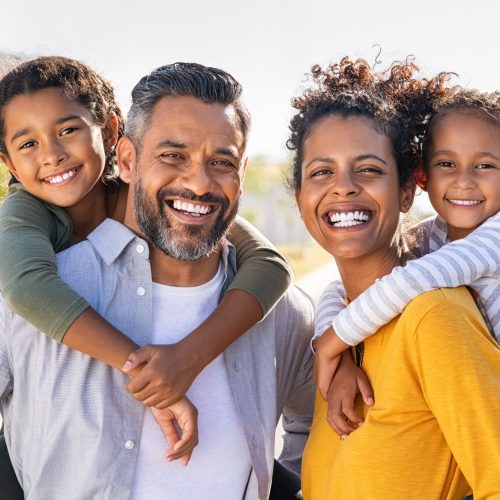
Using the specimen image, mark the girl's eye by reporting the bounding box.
[476,163,496,170]
[19,140,36,150]
[60,127,78,136]
[436,161,454,168]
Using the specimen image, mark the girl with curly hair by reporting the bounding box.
[289,57,500,498]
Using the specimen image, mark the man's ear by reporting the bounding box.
[400,177,416,213]
[414,164,427,191]
[102,113,120,154]
[0,153,19,181]
[116,136,137,184]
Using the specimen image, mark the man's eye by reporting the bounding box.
[212,160,235,169]
[160,152,183,160]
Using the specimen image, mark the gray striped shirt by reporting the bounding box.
[315,212,500,344]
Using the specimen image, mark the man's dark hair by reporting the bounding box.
[126,62,250,149]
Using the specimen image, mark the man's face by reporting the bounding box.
[123,96,246,260]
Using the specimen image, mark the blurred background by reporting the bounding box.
[1,0,498,282]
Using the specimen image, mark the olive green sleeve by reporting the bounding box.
[0,188,89,342]
[226,215,294,316]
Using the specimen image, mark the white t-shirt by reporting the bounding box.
[130,265,252,499]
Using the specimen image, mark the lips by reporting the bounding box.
[42,166,81,185]
[323,208,373,228]
[169,199,214,217]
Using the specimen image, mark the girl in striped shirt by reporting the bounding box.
[314,83,500,438]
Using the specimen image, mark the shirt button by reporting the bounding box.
[136,244,145,254]
[125,440,134,450]
[137,287,146,296]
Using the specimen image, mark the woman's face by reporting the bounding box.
[296,114,413,262]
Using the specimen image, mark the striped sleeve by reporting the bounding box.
[330,212,500,346]
[314,280,346,338]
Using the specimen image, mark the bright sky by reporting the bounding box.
[2,0,499,161]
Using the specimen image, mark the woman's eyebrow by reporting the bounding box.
[304,156,335,169]
[355,154,387,164]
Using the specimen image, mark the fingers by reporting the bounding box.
[166,417,198,465]
[326,387,357,437]
[357,372,375,406]
[122,346,150,373]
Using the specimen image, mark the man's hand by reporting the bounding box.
[326,352,374,438]
[152,397,199,466]
[123,343,203,408]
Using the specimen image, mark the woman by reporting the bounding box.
[288,58,500,498]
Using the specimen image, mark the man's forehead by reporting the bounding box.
[147,95,245,151]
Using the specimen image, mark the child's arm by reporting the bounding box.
[124,216,294,406]
[319,212,500,353]
[0,189,140,370]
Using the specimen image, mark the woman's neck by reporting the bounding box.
[336,244,406,301]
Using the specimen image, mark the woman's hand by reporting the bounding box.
[326,351,374,438]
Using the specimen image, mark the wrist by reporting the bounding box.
[316,326,349,358]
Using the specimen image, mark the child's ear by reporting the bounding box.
[414,164,427,191]
[102,113,120,154]
[0,153,19,181]
[400,177,416,213]
[116,136,136,184]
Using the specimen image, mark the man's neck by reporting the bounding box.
[149,245,222,286]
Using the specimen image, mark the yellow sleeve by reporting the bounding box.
[411,296,500,498]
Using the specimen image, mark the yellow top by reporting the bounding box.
[302,287,500,500]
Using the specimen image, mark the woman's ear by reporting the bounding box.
[400,177,416,213]
[414,164,427,191]
[102,113,120,154]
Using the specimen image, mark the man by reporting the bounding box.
[0,63,314,499]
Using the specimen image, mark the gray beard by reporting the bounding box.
[133,180,238,261]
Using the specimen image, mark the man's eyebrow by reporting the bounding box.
[156,139,187,149]
[215,146,240,160]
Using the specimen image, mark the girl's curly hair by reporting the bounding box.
[287,57,436,192]
[0,56,125,185]
[421,82,500,164]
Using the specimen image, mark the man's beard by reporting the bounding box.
[134,180,238,261]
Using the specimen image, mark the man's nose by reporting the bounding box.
[180,162,214,196]
[40,139,67,167]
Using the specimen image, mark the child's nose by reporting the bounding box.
[41,139,67,167]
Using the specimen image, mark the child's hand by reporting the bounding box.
[152,397,199,466]
[326,351,374,438]
[123,343,202,408]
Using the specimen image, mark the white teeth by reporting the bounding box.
[329,211,370,223]
[46,168,77,185]
[172,200,212,215]
[332,220,364,228]
[448,199,481,206]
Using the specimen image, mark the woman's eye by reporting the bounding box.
[310,168,332,177]
[357,166,383,174]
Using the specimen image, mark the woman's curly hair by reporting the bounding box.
[287,57,435,192]
[0,56,125,186]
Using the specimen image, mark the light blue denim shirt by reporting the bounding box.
[0,219,315,500]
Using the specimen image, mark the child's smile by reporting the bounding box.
[1,87,107,208]
[426,110,500,241]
